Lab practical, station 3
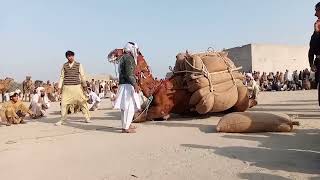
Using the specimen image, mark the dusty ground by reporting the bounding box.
[0,90,319,180]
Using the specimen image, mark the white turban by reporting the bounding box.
[15,89,21,94]
[124,42,139,64]
[9,92,16,97]
[246,73,254,80]
[36,87,45,95]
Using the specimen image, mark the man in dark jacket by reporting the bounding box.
[113,42,141,133]
[309,2,320,105]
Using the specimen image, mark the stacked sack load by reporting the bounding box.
[174,50,250,114]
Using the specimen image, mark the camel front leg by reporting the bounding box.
[146,106,170,121]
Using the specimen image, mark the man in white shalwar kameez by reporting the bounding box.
[87,88,101,111]
[114,42,141,133]
[30,87,50,119]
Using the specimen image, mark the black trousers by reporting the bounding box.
[315,58,320,106]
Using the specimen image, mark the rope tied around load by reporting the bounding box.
[171,51,242,92]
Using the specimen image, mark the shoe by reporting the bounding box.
[84,119,92,123]
[122,129,136,133]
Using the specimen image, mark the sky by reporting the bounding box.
[0,0,319,82]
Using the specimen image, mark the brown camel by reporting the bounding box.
[0,78,14,102]
[107,49,256,123]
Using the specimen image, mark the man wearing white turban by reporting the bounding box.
[246,73,260,100]
[114,42,141,133]
[29,87,50,119]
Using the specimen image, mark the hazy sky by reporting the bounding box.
[0,0,319,82]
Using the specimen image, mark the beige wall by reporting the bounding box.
[86,74,111,82]
[226,44,309,73]
[225,44,252,72]
[251,44,309,73]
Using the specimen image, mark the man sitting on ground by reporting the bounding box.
[87,88,101,111]
[0,92,33,126]
[246,73,260,100]
[29,87,50,119]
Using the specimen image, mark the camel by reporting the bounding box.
[107,48,256,122]
[22,76,34,102]
[0,78,14,102]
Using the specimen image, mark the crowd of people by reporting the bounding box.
[86,79,118,99]
[244,68,315,99]
[0,76,120,126]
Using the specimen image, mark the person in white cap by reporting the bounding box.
[15,89,22,100]
[0,92,33,126]
[87,87,101,111]
[113,42,141,133]
[29,87,50,119]
[246,73,260,100]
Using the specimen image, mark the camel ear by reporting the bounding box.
[185,50,192,58]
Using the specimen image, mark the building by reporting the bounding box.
[86,74,112,82]
[225,44,310,73]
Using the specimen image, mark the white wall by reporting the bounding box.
[251,44,309,73]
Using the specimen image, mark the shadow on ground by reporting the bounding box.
[238,173,291,180]
[182,129,320,175]
[35,110,122,133]
[141,112,223,133]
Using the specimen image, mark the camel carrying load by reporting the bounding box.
[107,48,257,122]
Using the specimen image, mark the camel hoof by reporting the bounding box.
[163,114,170,120]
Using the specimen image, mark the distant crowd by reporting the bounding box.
[245,68,315,92]
[86,79,119,99]
[243,68,315,100]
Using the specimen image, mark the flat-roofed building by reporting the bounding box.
[225,44,309,73]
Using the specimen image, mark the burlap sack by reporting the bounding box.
[191,80,239,113]
[211,85,238,112]
[201,55,229,72]
[216,112,300,133]
[186,72,244,93]
[173,50,248,115]
[195,92,215,114]
[232,84,250,112]
[189,87,210,106]
[185,55,204,72]
[211,79,236,92]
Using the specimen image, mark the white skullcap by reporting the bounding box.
[15,89,21,94]
[246,73,254,80]
[9,92,16,97]
[36,87,45,94]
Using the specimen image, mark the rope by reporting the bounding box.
[217,53,237,85]
[133,95,154,122]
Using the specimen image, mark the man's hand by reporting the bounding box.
[311,65,317,72]
[134,84,140,93]
[57,88,61,95]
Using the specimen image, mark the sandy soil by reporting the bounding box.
[0,90,319,180]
